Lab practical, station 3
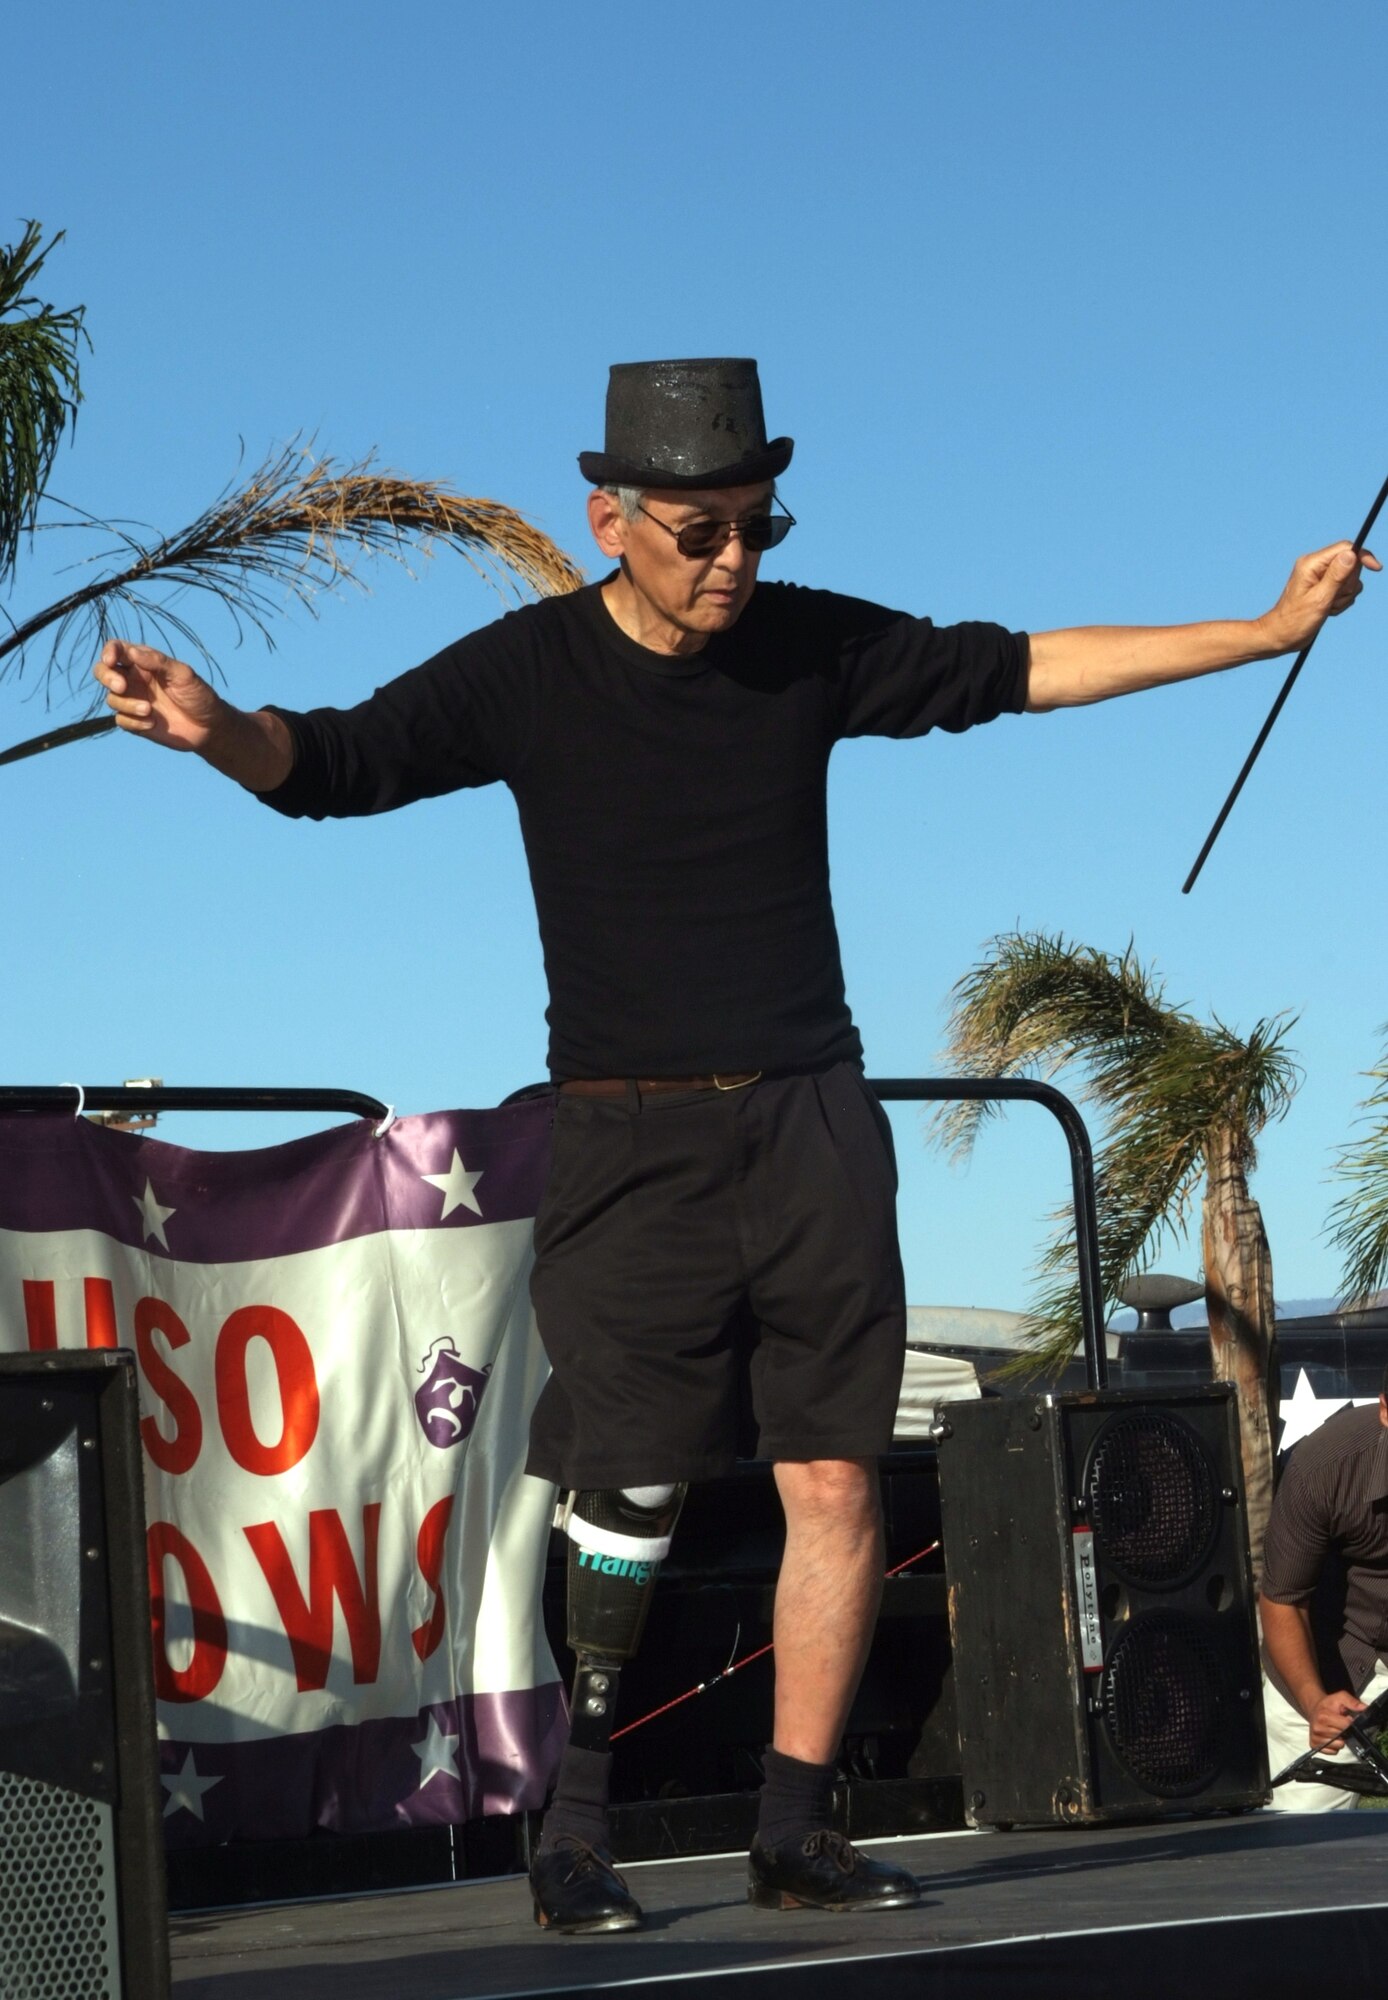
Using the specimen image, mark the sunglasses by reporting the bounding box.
[635,499,796,560]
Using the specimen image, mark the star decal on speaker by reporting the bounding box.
[1277,1367,1378,1456]
[161,1750,223,1821]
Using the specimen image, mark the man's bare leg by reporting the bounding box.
[770,1456,884,1760]
[747,1456,917,1908]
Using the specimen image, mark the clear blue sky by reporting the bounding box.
[4,0,1384,1313]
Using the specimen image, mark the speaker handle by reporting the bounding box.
[869,1077,1108,1390]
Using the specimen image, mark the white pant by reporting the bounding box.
[1262,1659,1388,1812]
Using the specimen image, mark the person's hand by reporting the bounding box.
[1259,542,1381,656]
[1308,1688,1367,1756]
[93,641,223,752]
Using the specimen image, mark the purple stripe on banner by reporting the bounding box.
[0,1098,554,1261]
[158,1683,567,1846]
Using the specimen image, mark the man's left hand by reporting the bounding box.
[1258,541,1381,656]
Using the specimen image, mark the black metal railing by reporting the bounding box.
[869,1077,1107,1391]
[1,1075,1107,1388]
[0,1085,390,1121]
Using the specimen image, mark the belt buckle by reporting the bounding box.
[713,1071,762,1092]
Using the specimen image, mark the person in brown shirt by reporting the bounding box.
[1259,1369,1388,1811]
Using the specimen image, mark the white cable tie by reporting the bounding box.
[62,1082,86,1121]
[372,1103,397,1139]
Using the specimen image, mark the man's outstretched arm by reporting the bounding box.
[1025,540,1379,711]
[94,640,294,792]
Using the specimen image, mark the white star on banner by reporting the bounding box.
[161,1751,223,1821]
[133,1178,176,1249]
[411,1714,461,1789]
[421,1149,484,1219]
[1278,1367,1379,1456]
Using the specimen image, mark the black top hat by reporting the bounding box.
[578,358,794,490]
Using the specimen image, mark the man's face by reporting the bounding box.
[588,481,773,644]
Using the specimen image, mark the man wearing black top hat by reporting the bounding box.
[95,358,1375,1932]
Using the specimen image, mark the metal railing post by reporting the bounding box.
[868,1076,1108,1391]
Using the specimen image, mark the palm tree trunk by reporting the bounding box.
[1202,1127,1278,1586]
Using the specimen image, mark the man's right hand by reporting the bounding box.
[93,640,295,791]
[94,641,222,753]
[1307,1689,1367,1756]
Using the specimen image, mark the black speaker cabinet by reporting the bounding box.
[936,1385,1268,1827]
[0,1349,170,1997]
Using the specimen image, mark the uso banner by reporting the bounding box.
[0,1100,565,1847]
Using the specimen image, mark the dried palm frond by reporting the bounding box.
[0,439,584,706]
[1327,1035,1388,1309]
[933,932,1300,1373]
[0,222,87,584]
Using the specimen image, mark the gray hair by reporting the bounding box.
[600,483,645,521]
[600,481,778,522]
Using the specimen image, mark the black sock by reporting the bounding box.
[757,1745,835,1850]
[539,1743,612,1855]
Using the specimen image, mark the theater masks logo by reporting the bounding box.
[413,1336,492,1449]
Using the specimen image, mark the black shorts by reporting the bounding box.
[525,1062,906,1488]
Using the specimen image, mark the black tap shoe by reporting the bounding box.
[747,1830,920,1912]
[530,1838,644,1933]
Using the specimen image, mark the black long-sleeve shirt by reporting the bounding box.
[260,579,1029,1078]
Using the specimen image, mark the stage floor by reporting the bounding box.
[171,1811,1388,2000]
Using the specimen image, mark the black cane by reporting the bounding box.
[1182,470,1388,894]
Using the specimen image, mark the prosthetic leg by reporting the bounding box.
[530,1483,685,1933]
[561,1482,686,1748]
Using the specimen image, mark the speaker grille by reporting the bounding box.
[0,1770,121,1997]
[1086,1411,1219,1586]
[1102,1611,1225,1796]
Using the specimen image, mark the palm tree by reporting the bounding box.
[0,222,87,588]
[933,931,1300,1581]
[0,224,581,768]
[1327,1031,1388,1309]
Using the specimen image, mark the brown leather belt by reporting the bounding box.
[559,1071,763,1097]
